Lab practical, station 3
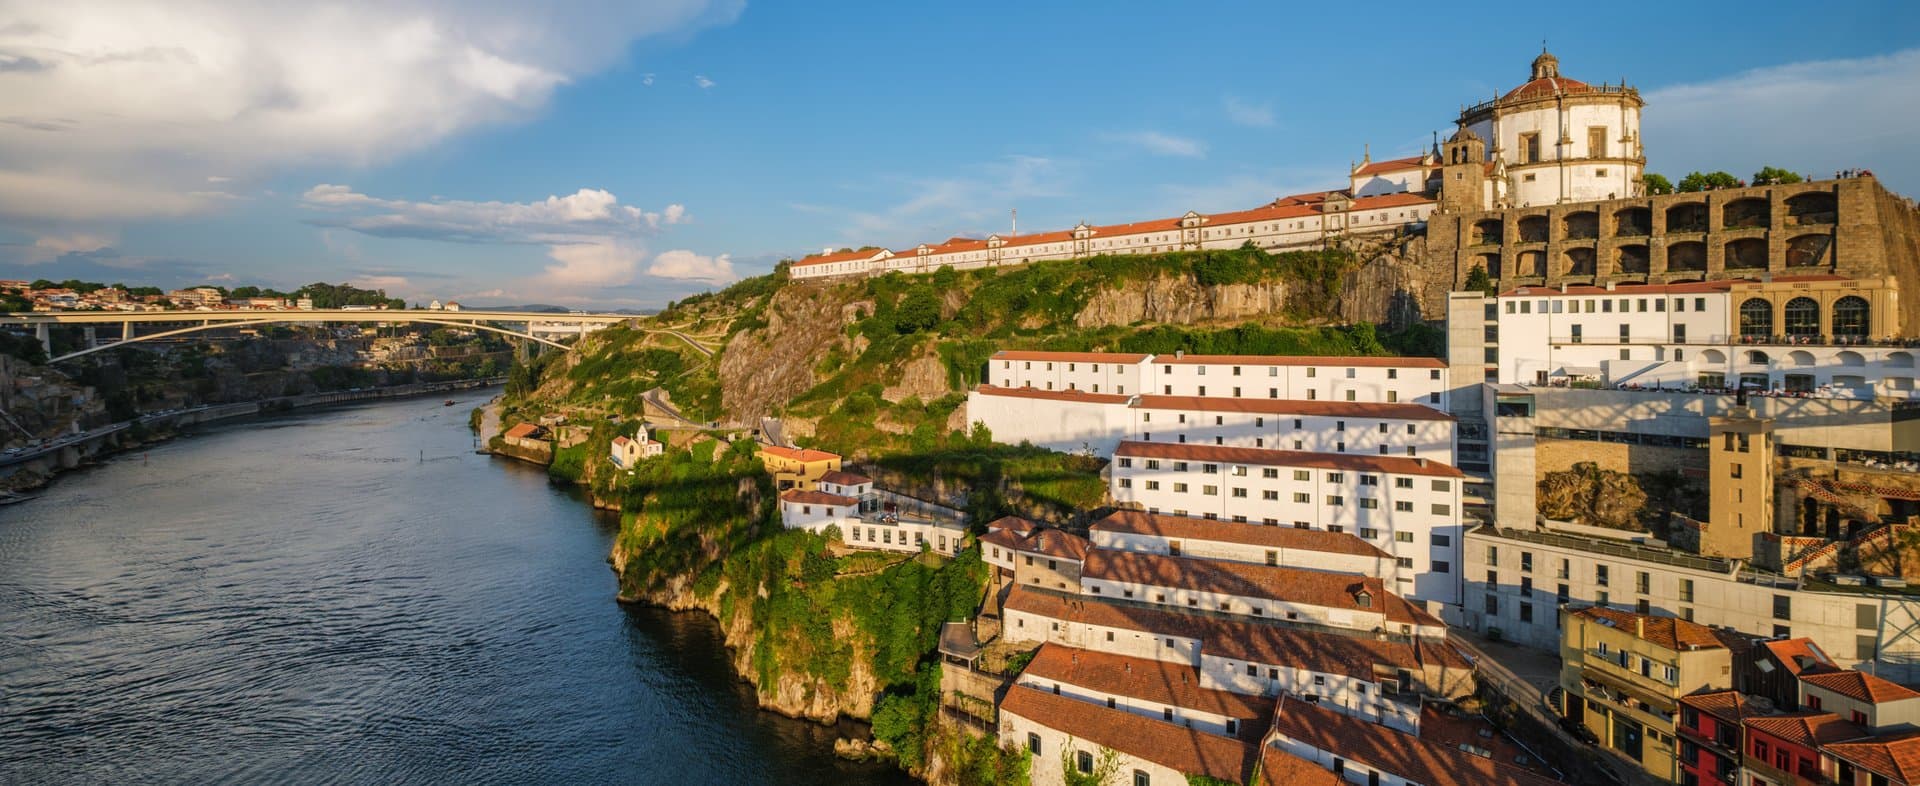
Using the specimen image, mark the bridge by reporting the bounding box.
[0,309,642,363]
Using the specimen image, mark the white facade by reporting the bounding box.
[999,696,1239,786]
[777,489,967,556]
[1088,511,1393,578]
[1459,527,1920,682]
[986,351,1150,394]
[1109,441,1465,606]
[964,386,1134,456]
[1130,396,1454,462]
[1459,52,1644,209]
[1148,356,1448,411]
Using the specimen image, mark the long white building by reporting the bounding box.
[1109,440,1466,606]
[986,351,1449,410]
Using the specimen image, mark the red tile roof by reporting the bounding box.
[1824,730,1920,785]
[1132,394,1453,421]
[780,489,857,506]
[1503,76,1593,102]
[1353,155,1432,177]
[1080,549,1438,627]
[999,229,1076,249]
[1800,669,1920,705]
[757,445,841,463]
[987,515,1041,533]
[1020,530,1092,562]
[1571,607,1742,652]
[1742,712,1865,748]
[793,248,886,268]
[1679,689,1752,725]
[1114,440,1465,478]
[970,385,1134,405]
[990,350,1152,364]
[1269,695,1567,786]
[1155,353,1447,369]
[1003,585,1467,680]
[1000,685,1259,783]
[1089,510,1391,559]
[1090,216,1185,238]
[1351,192,1440,209]
[1259,746,1344,786]
[1020,643,1274,721]
[611,436,631,447]
[816,470,872,487]
[503,423,543,440]
[1761,638,1833,677]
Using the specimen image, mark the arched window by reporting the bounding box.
[1784,297,1820,338]
[1739,298,1773,339]
[1833,296,1870,338]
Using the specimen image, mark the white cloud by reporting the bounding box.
[0,0,743,230]
[33,232,114,256]
[642,73,656,86]
[1103,130,1205,158]
[647,249,737,283]
[694,74,715,89]
[1644,48,1920,190]
[1223,96,1275,128]
[544,241,647,287]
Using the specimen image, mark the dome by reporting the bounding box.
[1530,50,1561,80]
[1447,126,1482,144]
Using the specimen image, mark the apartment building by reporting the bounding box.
[1265,694,1565,786]
[1078,549,1446,640]
[1087,509,1395,579]
[1109,440,1465,606]
[985,351,1448,410]
[1559,606,1748,782]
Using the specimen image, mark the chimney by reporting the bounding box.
[1636,616,1646,638]
[1416,457,1428,468]
[1605,281,1617,292]
[1560,282,1571,294]
[1176,350,1185,359]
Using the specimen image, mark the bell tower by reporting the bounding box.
[1439,127,1487,213]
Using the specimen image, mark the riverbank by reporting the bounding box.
[0,376,505,494]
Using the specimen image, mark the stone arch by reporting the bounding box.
[1789,350,1817,367]
[1667,241,1706,273]
[1784,297,1821,337]
[1472,219,1503,245]
[1837,350,1866,367]
[1724,197,1770,229]
[1787,234,1833,268]
[1517,250,1547,278]
[1787,192,1838,225]
[1888,351,1915,369]
[1702,348,1727,365]
[1726,238,1769,270]
[1563,211,1598,240]
[1517,215,1549,243]
[1614,207,1651,237]
[1477,252,1501,279]
[1615,244,1650,275]
[1746,349,1770,365]
[1833,296,1870,338]
[1739,298,1773,338]
[1563,247,1596,276]
[1666,202,1708,233]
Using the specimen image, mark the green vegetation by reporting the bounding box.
[1752,166,1805,186]
[1678,170,1740,192]
[1640,173,1674,195]
[934,731,1033,786]
[1464,264,1494,296]
[1062,745,1122,786]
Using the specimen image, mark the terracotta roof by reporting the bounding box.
[1019,530,1091,562]
[1824,730,1920,785]
[1503,75,1593,102]
[1089,216,1185,238]
[999,229,1076,250]
[990,350,1152,364]
[1080,549,1438,628]
[1761,638,1833,677]
[1742,712,1865,748]
[1021,643,1275,722]
[999,685,1259,783]
[1114,440,1466,479]
[611,436,631,446]
[987,515,1041,533]
[1571,607,1739,651]
[1800,669,1920,705]
[1270,695,1567,786]
[1155,353,1447,369]
[793,248,886,268]
[1089,510,1392,559]
[1259,746,1344,786]
[779,489,857,506]
[1353,155,1432,177]
[757,445,841,463]
[980,528,1027,552]
[503,423,542,440]
[1679,689,1752,725]
[1002,585,1465,681]
[1132,394,1454,421]
[816,470,872,487]
[970,385,1133,405]
[1203,202,1320,228]
[1350,192,1439,209]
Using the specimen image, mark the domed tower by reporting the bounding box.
[1456,49,1645,207]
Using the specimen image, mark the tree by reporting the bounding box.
[1061,743,1121,786]
[1678,171,1740,192]
[893,288,942,334]
[1752,166,1805,186]
[1640,173,1674,195]
[1463,264,1495,296]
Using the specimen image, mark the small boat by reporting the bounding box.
[443,399,456,407]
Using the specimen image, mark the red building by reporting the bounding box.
[1679,690,1750,786]
[1743,712,1864,786]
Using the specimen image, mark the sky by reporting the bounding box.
[2,1,1918,309]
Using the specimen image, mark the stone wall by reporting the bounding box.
[1534,437,1704,478]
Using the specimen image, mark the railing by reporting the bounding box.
[1463,83,1638,116]
[1542,333,1917,348]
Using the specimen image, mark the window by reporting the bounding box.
[1328,495,1345,506]
[1263,490,1279,500]
[1636,572,1650,594]
[1262,468,1279,479]
[1395,532,1413,543]
[1028,734,1041,755]
[1077,751,1094,774]
[1134,771,1150,786]
[1173,483,1187,493]
[1432,534,1451,547]
[1773,595,1792,621]
[1433,560,1450,573]
[1431,504,1450,516]
[1118,458,1133,468]
[1359,498,1378,509]
[1360,527,1379,539]
[1596,565,1609,586]
[1293,470,1311,481]
[1232,487,1247,498]
[1293,492,1310,503]
[1202,485,1218,496]
[1395,477,1413,489]
[1394,501,1413,512]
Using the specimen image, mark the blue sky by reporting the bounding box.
[3,1,1918,308]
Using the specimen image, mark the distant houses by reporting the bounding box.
[610,425,665,469]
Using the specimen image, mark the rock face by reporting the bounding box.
[1073,278,1290,328]
[718,284,865,421]
[881,344,948,403]
[1337,237,1449,328]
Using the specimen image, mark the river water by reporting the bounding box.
[0,394,913,785]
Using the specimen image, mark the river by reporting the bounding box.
[0,394,915,785]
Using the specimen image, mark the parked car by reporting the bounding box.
[1558,715,1599,745]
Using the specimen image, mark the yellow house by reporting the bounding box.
[755,445,843,491]
[1559,606,1745,783]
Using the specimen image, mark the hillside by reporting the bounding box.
[495,241,1448,778]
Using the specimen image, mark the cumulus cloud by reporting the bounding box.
[1103,130,1205,158]
[0,0,743,231]
[647,249,737,283]
[694,74,715,89]
[1645,48,1920,190]
[1223,96,1276,128]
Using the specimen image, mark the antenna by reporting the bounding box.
[1011,208,1017,237]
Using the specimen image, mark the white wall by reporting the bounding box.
[965,388,1134,456]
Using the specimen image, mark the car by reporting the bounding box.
[1557,715,1600,745]
[4,448,20,455]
